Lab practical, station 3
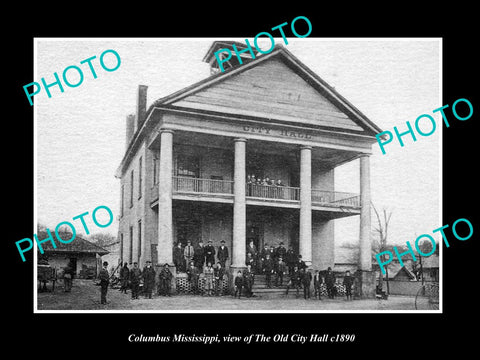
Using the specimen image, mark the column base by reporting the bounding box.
[355,270,376,299]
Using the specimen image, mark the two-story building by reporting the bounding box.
[115,41,382,297]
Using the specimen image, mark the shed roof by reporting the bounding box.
[36,230,109,256]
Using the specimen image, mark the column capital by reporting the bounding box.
[299,145,312,150]
[233,137,247,143]
[159,129,174,135]
[358,153,370,158]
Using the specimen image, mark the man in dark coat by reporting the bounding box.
[173,242,184,272]
[243,264,255,297]
[285,247,296,275]
[245,252,255,270]
[130,262,142,299]
[275,256,287,286]
[186,261,200,295]
[193,241,205,271]
[205,240,216,267]
[275,242,287,261]
[217,240,229,269]
[260,244,270,273]
[234,270,244,298]
[343,270,354,301]
[302,268,313,299]
[325,267,336,299]
[313,270,323,300]
[214,262,225,296]
[63,260,74,292]
[263,253,275,288]
[296,255,306,271]
[99,261,110,304]
[286,265,301,297]
[159,263,173,296]
[119,262,130,294]
[142,260,156,299]
[246,239,257,259]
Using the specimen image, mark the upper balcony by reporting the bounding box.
[165,176,360,212]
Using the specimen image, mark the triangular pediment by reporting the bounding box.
[170,56,370,133]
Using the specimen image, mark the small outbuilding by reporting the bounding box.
[36,229,109,278]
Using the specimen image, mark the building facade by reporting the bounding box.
[115,41,382,297]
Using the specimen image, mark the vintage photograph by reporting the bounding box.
[34,38,441,312]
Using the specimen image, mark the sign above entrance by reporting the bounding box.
[242,125,312,140]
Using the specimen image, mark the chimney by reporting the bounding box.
[125,114,135,149]
[136,85,148,131]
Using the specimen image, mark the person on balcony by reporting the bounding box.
[275,179,285,199]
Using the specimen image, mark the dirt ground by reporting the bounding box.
[36,279,424,312]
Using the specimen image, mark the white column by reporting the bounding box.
[359,155,372,271]
[157,130,174,265]
[232,138,247,268]
[299,145,312,266]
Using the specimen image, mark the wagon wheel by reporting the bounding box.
[415,283,439,310]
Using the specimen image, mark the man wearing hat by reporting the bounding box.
[204,240,216,267]
[275,256,287,287]
[275,242,287,261]
[159,263,173,296]
[193,240,205,272]
[98,261,110,304]
[130,262,142,299]
[173,242,184,273]
[142,260,156,299]
[184,240,195,272]
[217,240,229,269]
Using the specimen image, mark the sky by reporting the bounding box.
[35,38,441,247]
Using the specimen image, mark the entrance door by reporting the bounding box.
[246,222,263,251]
[176,216,201,246]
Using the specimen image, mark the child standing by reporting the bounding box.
[204,262,214,296]
[234,270,244,298]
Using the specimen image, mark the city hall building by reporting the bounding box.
[115,41,382,296]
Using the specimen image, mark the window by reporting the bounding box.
[120,233,123,262]
[138,157,142,199]
[129,170,134,207]
[138,219,142,263]
[153,156,158,185]
[120,184,124,217]
[176,153,200,178]
[129,226,133,264]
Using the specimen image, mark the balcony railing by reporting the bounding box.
[172,176,360,207]
[174,176,234,195]
[311,189,360,207]
[247,183,300,201]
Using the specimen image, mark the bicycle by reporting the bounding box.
[415,282,439,310]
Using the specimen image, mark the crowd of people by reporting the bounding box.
[247,174,286,187]
[95,239,355,304]
[246,174,291,199]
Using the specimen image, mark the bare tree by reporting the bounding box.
[371,202,393,294]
